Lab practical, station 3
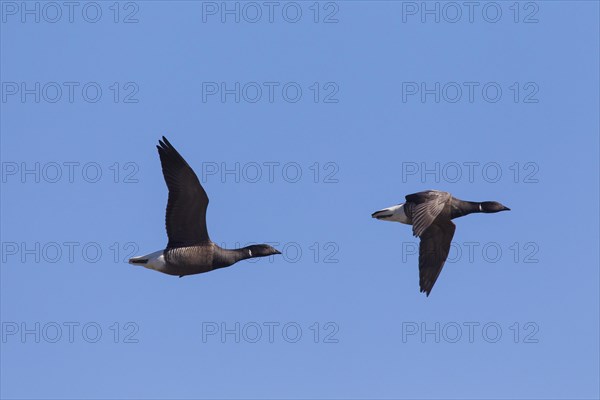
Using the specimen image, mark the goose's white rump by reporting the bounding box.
[128,250,166,272]
[371,203,410,224]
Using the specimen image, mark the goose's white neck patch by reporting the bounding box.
[479,204,483,212]
[248,249,253,257]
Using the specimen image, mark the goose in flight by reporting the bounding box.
[129,137,281,277]
[372,190,510,296]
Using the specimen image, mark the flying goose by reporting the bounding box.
[372,190,510,296]
[129,137,281,276]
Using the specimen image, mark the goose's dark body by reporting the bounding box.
[161,244,260,276]
[372,190,510,296]
[129,137,281,276]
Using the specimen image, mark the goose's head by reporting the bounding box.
[480,201,511,213]
[246,244,282,258]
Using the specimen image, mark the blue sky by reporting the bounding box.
[1,1,599,399]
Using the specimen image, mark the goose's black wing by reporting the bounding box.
[157,137,210,248]
[418,220,456,296]
[406,190,451,237]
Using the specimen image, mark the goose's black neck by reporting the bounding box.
[450,200,482,220]
[212,245,253,269]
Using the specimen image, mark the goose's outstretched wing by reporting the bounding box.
[406,190,451,237]
[418,220,456,296]
[157,137,210,248]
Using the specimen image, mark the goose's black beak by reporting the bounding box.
[274,249,282,255]
[503,206,511,211]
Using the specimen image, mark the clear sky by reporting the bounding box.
[1,1,599,399]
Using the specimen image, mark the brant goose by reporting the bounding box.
[129,137,281,277]
[372,190,510,296]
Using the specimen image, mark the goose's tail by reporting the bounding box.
[128,250,166,273]
[371,203,410,224]
[128,256,148,265]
